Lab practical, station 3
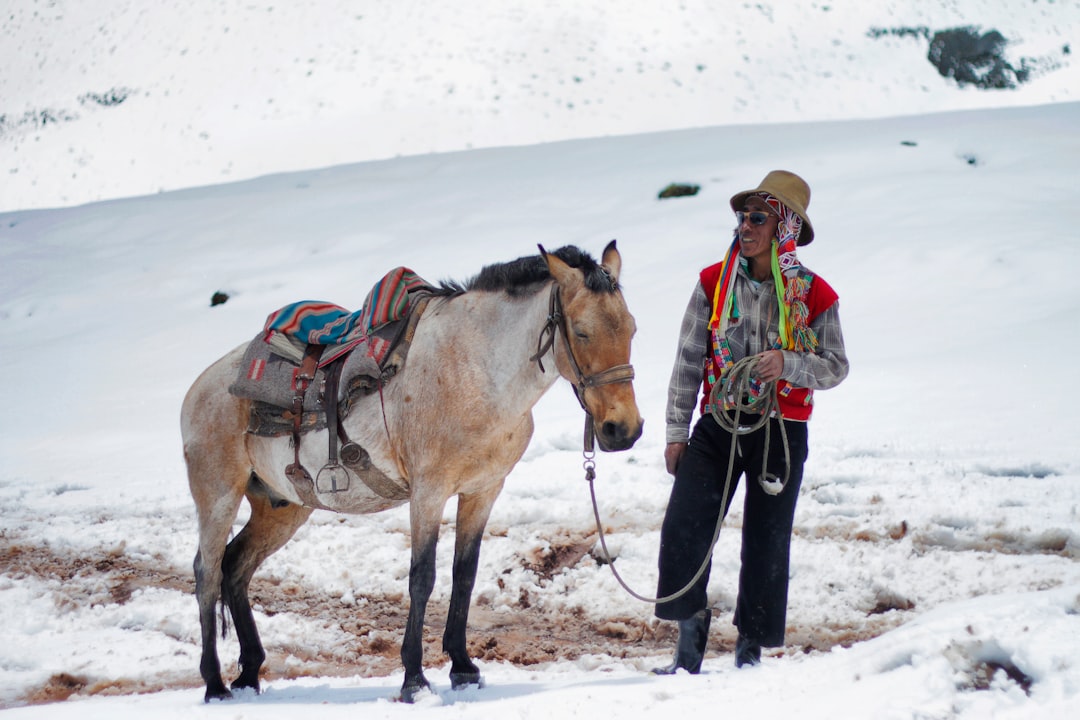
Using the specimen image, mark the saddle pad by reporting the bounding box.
[229,324,392,411]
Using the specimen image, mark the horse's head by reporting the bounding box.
[542,241,644,452]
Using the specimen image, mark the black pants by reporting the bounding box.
[655,412,808,647]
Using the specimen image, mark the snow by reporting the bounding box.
[3,0,1079,211]
[2,1,1080,718]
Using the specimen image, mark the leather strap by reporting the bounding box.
[284,344,325,484]
[323,357,346,466]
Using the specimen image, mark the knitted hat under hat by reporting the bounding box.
[729,170,814,245]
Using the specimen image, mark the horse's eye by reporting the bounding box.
[574,330,590,342]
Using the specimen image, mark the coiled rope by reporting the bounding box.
[709,355,791,497]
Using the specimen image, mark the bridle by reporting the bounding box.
[530,283,635,452]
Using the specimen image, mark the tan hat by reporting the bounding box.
[729,170,814,245]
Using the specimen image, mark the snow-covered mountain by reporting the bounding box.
[2,0,1077,210]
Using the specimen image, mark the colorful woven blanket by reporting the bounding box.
[262,267,431,366]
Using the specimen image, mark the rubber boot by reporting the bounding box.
[651,609,712,675]
[734,634,761,668]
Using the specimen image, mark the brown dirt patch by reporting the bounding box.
[1,536,898,707]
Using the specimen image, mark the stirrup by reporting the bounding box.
[315,463,350,493]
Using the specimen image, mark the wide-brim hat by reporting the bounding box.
[729,170,815,245]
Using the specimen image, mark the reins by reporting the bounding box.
[584,355,790,605]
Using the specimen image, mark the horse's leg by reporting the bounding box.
[221,486,313,693]
[400,491,447,702]
[189,461,247,702]
[445,481,504,689]
[183,350,257,702]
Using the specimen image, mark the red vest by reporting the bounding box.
[699,261,838,422]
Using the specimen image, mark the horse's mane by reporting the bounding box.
[438,245,617,297]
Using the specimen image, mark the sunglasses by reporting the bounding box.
[736,211,772,226]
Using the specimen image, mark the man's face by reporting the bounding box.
[737,196,779,266]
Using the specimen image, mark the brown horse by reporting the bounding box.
[181,242,642,702]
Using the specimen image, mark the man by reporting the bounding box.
[653,170,849,673]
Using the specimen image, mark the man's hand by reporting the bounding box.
[664,442,687,476]
[753,349,785,383]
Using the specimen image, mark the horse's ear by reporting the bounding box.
[601,239,622,284]
[541,246,584,292]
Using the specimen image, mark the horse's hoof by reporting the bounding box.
[204,685,233,703]
[399,676,433,704]
[449,671,484,690]
[230,676,261,694]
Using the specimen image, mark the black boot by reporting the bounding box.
[734,634,761,668]
[651,609,712,675]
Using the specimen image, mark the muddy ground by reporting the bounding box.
[1,538,903,706]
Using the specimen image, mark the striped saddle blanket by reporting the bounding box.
[228,266,433,413]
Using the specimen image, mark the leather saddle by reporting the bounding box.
[229,294,432,502]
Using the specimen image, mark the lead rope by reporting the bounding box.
[586,355,789,604]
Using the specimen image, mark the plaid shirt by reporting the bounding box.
[665,263,849,443]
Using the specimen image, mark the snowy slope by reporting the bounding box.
[2,101,1080,717]
[2,0,1077,210]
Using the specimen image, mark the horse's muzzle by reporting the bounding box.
[595,417,644,452]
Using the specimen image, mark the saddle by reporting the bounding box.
[228,267,433,502]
